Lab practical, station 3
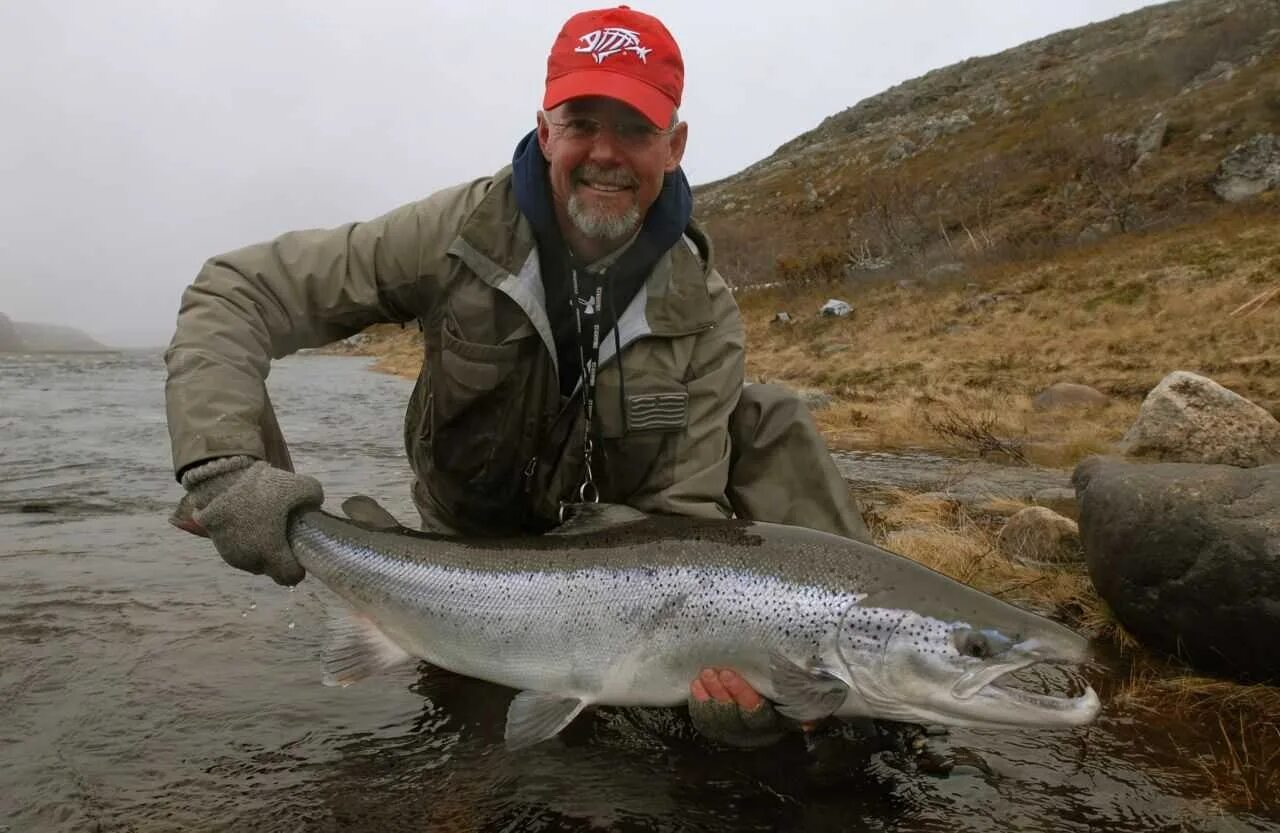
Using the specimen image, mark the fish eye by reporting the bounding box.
[954,627,1014,659]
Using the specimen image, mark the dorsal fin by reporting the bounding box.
[340,495,405,531]
[547,503,648,536]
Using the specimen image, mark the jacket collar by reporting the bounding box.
[450,134,715,339]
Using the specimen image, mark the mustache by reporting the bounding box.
[572,165,637,188]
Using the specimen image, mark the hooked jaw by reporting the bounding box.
[945,634,1101,728]
[951,658,1100,727]
[859,615,1102,730]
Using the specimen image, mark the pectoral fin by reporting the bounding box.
[321,609,412,687]
[504,691,588,750]
[769,651,850,721]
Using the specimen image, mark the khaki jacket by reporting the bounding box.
[165,167,745,535]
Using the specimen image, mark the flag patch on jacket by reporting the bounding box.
[626,392,688,431]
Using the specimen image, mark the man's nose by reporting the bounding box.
[586,125,625,164]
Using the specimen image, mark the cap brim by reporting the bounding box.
[543,69,675,128]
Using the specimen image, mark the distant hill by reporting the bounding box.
[0,313,22,352]
[0,314,111,352]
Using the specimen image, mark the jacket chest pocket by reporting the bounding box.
[594,371,689,500]
[429,317,541,493]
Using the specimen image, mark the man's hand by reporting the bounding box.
[687,667,787,748]
[177,456,324,585]
[691,668,763,711]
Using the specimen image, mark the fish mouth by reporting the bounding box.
[988,663,1097,712]
[955,659,1100,722]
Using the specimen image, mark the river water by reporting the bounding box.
[1,352,1275,832]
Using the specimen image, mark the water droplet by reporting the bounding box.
[248,603,257,611]
[241,612,248,618]
[288,621,296,630]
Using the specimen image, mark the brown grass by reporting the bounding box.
[742,204,1280,466]
[1116,666,1280,813]
[875,491,1099,625]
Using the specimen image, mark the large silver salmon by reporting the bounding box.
[284,501,1100,750]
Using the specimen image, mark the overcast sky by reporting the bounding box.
[1,0,1158,347]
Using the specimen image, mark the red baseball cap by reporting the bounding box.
[543,6,684,128]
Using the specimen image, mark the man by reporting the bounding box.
[167,6,869,748]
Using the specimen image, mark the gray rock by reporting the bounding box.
[1120,371,1280,467]
[795,388,833,412]
[1031,487,1078,518]
[1135,112,1168,156]
[1076,223,1113,245]
[1213,134,1280,202]
[957,293,1009,313]
[925,263,966,282]
[1032,382,1109,411]
[884,136,917,163]
[771,312,793,325]
[1190,60,1236,89]
[833,450,1071,510]
[819,299,852,317]
[997,507,1083,570]
[1073,456,1280,682]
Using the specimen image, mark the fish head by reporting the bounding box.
[836,594,1100,729]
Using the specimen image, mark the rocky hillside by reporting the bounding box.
[696,0,1278,286]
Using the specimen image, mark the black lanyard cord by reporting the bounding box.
[569,267,603,505]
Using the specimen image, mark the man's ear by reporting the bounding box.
[664,121,688,173]
[536,110,552,156]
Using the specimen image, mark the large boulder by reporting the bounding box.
[1119,371,1280,467]
[1073,456,1280,682]
[1212,134,1280,203]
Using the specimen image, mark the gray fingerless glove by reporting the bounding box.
[687,695,789,749]
[181,456,324,585]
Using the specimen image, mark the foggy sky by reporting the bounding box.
[1,0,1157,347]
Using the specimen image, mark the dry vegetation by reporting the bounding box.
[740,202,1280,465]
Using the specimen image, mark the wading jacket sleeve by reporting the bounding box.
[164,178,492,472]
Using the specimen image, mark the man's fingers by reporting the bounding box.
[699,668,733,704]
[718,669,764,712]
[690,677,710,702]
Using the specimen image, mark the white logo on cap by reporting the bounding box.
[575,27,652,64]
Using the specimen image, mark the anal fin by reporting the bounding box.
[770,651,850,721]
[321,609,412,687]
[504,691,587,750]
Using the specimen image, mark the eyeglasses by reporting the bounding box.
[542,112,675,148]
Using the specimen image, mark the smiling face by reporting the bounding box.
[537,96,687,260]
